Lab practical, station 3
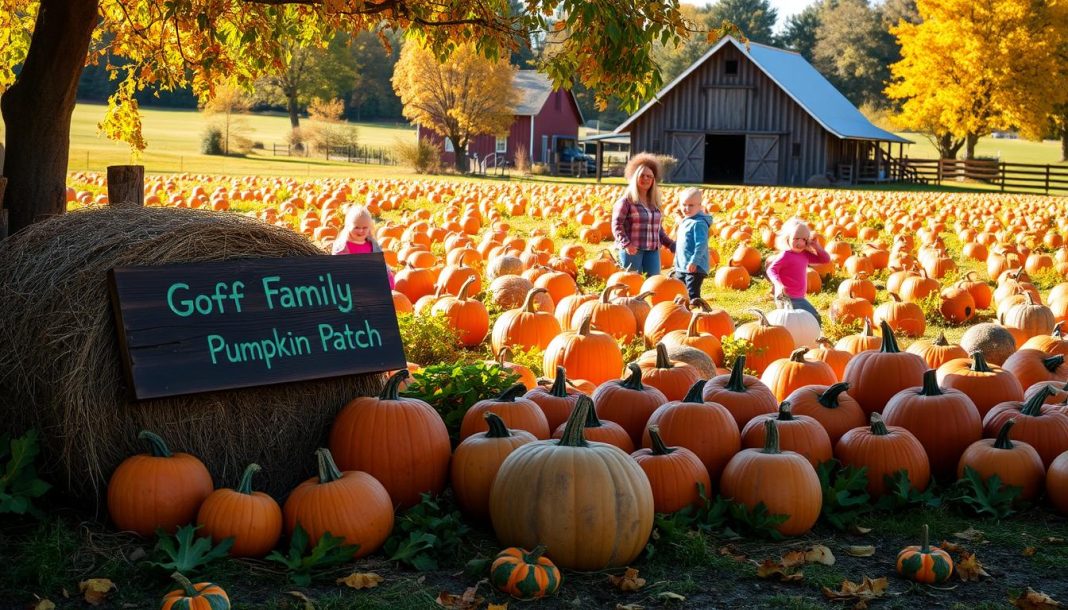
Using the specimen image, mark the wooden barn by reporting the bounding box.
[614,36,911,185]
[416,70,585,170]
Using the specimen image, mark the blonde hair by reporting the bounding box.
[776,217,812,251]
[677,187,702,206]
[335,204,376,247]
[623,161,663,210]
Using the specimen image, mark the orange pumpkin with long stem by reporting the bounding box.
[632,425,712,513]
[593,363,669,447]
[842,320,927,416]
[452,413,537,520]
[957,419,1045,500]
[638,343,701,402]
[701,355,777,430]
[524,366,581,432]
[196,464,282,558]
[982,386,1068,468]
[644,380,741,487]
[571,284,638,341]
[543,314,624,386]
[733,308,794,376]
[492,287,563,353]
[740,401,833,468]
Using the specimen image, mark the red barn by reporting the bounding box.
[415,70,585,170]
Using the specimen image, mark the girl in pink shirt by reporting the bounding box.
[765,218,829,325]
[331,204,395,289]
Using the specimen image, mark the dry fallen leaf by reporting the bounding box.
[805,544,836,566]
[79,579,116,606]
[844,545,876,557]
[1023,547,1038,557]
[957,552,991,582]
[849,524,873,535]
[658,591,686,602]
[781,550,807,568]
[287,591,315,610]
[337,572,384,589]
[718,544,747,561]
[487,604,508,610]
[1047,537,1065,544]
[435,586,484,610]
[954,527,986,542]
[1012,587,1063,609]
[822,575,889,608]
[32,600,56,610]
[940,540,965,553]
[756,558,804,582]
[608,567,646,592]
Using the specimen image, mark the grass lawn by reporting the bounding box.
[894,132,1065,165]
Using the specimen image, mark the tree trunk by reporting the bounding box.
[963,132,980,160]
[1061,128,1067,163]
[286,91,300,129]
[454,141,469,173]
[936,133,964,159]
[0,0,99,234]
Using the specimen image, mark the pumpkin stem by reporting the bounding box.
[789,347,808,362]
[457,276,477,300]
[380,369,409,400]
[869,412,889,436]
[933,332,949,346]
[861,317,874,337]
[497,347,512,366]
[558,395,593,447]
[549,366,569,397]
[315,448,344,484]
[777,401,795,421]
[171,572,198,597]
[525,545,549,563]
[747,308,772,326]
[921,524,931,553]
[602,284,625,302]
[483,412,512,438]
[496,383,528,402]
[620,363,646,390]
[1022,386,1055,416]
[1044,355,1065,373]
[816,336,833,348]
[817,382,850,408]
[1054,322,1064,338]
[877,320,902,353]
[686,312,702,337]
[583,402,606,428]
[993,419,1016,450]
[138,430,173,458]
[578,314,594,336]
[969,351,993,373]
[691,297,711,311]
[919,369,943,396]
[522,287,548,313]
[236,463,262,495]
[726,356,747,392]
[761,419,781,455]
[683,379,707,403]
[655,342,672,369]
[648,425,675,455]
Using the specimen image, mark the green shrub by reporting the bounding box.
[401,361,521,441]
[395,137,443,174]
[397,312,464,365]
[530,162,550,176]
[201,127,224,155]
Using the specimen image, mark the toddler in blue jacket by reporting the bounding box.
[673,187,713,300]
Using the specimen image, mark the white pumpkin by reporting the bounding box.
[766,298,820,348]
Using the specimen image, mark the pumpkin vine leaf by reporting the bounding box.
[149,524,234,575]
[265,524,360,587]
[873,470,941,511]
[729,501,788,540]
[0,429,51,517]
[402,362,520,442]
[383,493,470,571]
[816,460,870,530]
[950,465,1022,519]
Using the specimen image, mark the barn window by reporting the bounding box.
[496,136,508,154]
[725,60,739,76]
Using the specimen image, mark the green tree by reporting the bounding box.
[0,0,696,234]
[705,0,777,45]
[203,83,251,155]
[651,4,714,87]
[392,41,518,173]
[812,0,895,108]
[776,3,821,63]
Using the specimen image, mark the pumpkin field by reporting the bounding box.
[5,172,1068,609]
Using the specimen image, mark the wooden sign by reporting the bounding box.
[108,255,406,400]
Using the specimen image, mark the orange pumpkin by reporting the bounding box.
[461,384,551,441]
[835,413,930,498]
[632,425,713,513]
[543,315,624,386]
[452,412,537,520]
[593,363,669,447]
[196,464,282,558]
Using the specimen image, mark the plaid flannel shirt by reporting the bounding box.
[612,196,675,252]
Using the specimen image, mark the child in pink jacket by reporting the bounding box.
[331,204,395,289]
[765,218,829,325]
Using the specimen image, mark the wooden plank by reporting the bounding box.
[108,254,405,400]
[107,165,145,207]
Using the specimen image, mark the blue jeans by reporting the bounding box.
[791,297,822,326]
[676,271,707,300]
[618,248,662,277]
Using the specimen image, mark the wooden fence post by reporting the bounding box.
[0,176,8,240]
[1046,165,1051,196]
[107,165,145,208]
[936,159,943,184]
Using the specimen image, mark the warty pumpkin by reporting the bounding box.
[958,323,1018,365]
[702,355,778,430]
[452,412,537,520]
[644,380,741,487]
[107,430,214,537]
[490,546,562,600]
[740,401,833,468]
[957,419,1045,500]
[841,320,927,416]
[835,413,931,498]
[784,382,865,445]
[543,314,624,386]
[282,448,394,555]
[881,369,982,482]
[161,572,230,610]
[195,464,282,558]
[489,395,655,571]
[631,425,712,514]
[593,363,669,447]
[460,383,551,441]
[720,419,822,537]
[896,525,953,584]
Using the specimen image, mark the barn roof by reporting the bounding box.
[514,70,585,123]
[615,36,910,144]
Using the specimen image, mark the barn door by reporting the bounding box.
[745,135,780,185]
[669,133,704,183]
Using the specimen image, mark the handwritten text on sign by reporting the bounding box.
[109,255,405,400]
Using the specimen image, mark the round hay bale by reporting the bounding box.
[0,207,383,508]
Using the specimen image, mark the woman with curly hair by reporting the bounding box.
[611,153,676,277]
